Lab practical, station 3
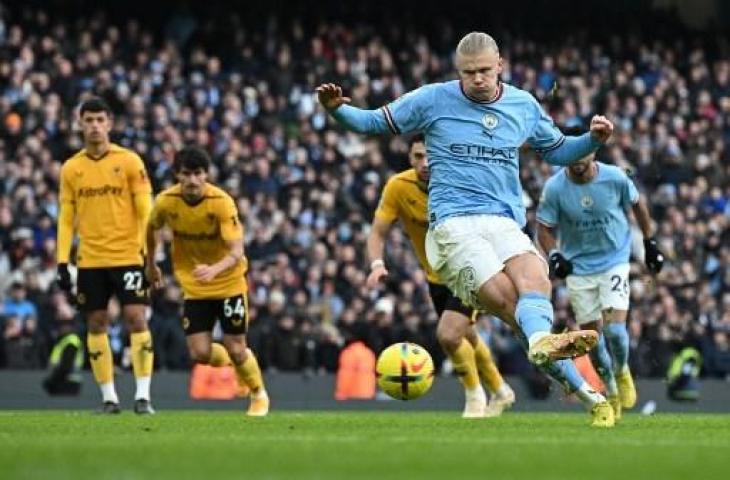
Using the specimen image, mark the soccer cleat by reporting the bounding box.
[608,395,622,421]
[492,383,516,411]
[616,369,637,408]
[134,399,156,415]
[482,403,502,418]
[462,396,488,418]
[482,397,507,418]
[246,390,270,417]
[528,330,598,365]
[98,401,121,414]
[590,401,615,428]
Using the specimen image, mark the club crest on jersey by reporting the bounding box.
[481,113,499,130]
[581,195,594,208]
[113,166,122,176]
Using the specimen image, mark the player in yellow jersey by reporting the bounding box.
[56,98,155,414]
[145,146,269,416]
[367,134,515,418]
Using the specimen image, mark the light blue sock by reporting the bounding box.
[605,322,630,373]
[515,292,554,345]
[541,359,584,393]
[515,332,594,399]
[589,332,618,396]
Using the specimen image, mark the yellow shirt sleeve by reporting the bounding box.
[126,152,153,195]
[219,196,243,242]
[147,195,167,230]
[56,165,75,263]
[128,156,152,253]
[374,178,399,224]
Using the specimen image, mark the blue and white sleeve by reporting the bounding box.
[330,85,433,136]
[620,172,640,209]
[330,105,391,134]
[536,182,560,227]
[528,100,601,166]
[382,85,434,134]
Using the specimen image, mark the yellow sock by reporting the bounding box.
[474,337,504,393]
[87,332,114,384]
[449,339,480,390]
[210,342,232,367]
[234,348,264,394]
[130,331,154,378]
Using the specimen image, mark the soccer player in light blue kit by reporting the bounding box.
[318,32,617,426]
[537,131,664,420]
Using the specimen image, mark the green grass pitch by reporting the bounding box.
[1,411,728,480]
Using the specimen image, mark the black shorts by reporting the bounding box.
[427,282,474,320]
[76,265,150,312]
[182,294,249,336]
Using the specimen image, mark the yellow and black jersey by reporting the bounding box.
[149,183,248,300]
[59,143,151,268]
[374,168,439,284]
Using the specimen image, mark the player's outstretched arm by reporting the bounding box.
[589,115,614,144]
[537,116,614,166]
[365,217,393,289]
[316,83,351,110]
[316,83,391,135]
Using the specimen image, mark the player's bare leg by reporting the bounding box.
[123,304,155,414]
[437,311,487,417]
[87,310,120,413]
[460,271,517,413]
[464,327,514,414]
[494,253,598,364]
[186,332,214,364]
[224,335,268,416]
[479,270,612,427]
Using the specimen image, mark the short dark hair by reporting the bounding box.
[79,97,112,117]
[408,133,426,147]
[173,146,211,172]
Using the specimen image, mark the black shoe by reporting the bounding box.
[98,401,121,414]
[134,399,156,415]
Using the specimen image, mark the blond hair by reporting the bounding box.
[456,32,499,57]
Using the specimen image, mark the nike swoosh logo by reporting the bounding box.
[411,359,427,373]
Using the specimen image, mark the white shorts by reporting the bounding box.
[566,263,631,325]
[425,214,543,308]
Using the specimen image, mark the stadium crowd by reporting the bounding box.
[0,3,728,382]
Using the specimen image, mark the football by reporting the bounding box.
[376,342,435,401]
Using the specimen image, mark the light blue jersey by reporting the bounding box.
[536,162,639,275]
[331,80,601,226]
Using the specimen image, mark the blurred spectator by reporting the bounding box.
[3,281,38,327]
[42,305,83,396]
[0,281,43,368]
